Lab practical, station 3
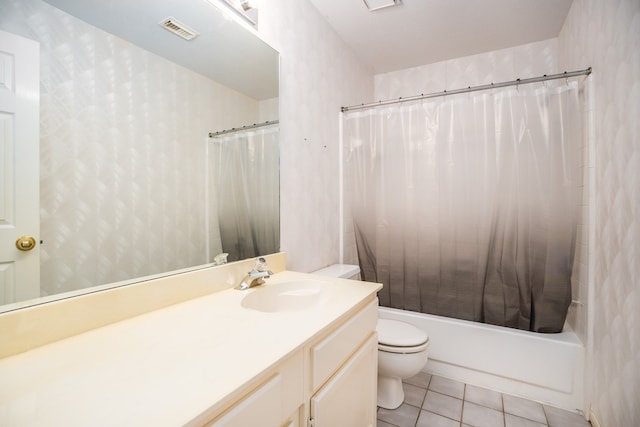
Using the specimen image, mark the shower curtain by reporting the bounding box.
[211,126,280,262]
[344,81,581,333]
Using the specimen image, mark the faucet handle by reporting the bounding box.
[254,257,271,273]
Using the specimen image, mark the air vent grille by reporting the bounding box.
[160,17,199,40]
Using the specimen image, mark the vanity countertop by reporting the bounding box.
[0,271,381,426]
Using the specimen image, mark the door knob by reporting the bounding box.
[15,236,37,251]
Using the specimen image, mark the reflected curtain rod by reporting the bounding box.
[209,120,279,137]
[341,67,592,113]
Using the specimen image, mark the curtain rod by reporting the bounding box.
[341,67,592,113]
[209,120,279,137]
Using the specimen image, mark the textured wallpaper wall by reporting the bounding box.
[0,0,260,296]
[558,0,640,425]
[258,0,373,272]
[373,39,559,99]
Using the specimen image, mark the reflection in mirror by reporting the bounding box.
[210,123,280,263]
[0,0,279,311]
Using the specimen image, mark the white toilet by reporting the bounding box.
[311,264,430,410]
[376,318,429,409]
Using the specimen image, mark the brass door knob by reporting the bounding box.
[15,236,37,251]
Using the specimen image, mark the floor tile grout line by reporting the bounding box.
[421,408,465,424]
[462,383,467,425]
[415,373,433,427]
[413,382,427,427]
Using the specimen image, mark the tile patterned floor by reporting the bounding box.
[377,373,591,427]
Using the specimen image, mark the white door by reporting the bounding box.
[0,30,40,305]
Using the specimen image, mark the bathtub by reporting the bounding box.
[378,306,585,412]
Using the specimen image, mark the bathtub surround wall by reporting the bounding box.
[558,0,640,426]
[0,0,261,296]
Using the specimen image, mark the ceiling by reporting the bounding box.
[308,0,574,74]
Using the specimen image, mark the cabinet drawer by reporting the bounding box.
[206,374,282,427]
[310,298,378,391]
[205,352,303,427]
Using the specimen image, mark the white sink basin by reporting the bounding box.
[241,280,329,312]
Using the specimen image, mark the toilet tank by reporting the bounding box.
[312,264,361,280]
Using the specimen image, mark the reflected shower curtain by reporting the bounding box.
[344,82,581,332]
[211,126,279,262]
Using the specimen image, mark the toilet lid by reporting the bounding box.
[377,319,429,347]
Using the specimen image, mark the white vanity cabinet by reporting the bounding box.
[203,298,379,427]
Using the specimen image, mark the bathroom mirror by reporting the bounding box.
[0,0,279,311]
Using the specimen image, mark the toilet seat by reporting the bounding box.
[377,319,429,354]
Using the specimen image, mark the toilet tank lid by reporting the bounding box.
[377,319,429,347]
[311,264,360,279]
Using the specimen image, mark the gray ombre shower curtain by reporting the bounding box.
[211,126,280,262]
[344,81,581,333]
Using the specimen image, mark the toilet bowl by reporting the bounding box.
[376,318,429,409]
[311,264,430,410]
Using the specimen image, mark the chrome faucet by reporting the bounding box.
[235,257,273,290]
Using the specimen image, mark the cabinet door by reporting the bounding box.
[281,407,302,427]
[310,334,377,427]
[0,30,40,304]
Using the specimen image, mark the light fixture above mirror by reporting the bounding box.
[218,0,260,26]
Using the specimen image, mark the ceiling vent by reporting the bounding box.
[363,0,401,12]
[159,17,200,41]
